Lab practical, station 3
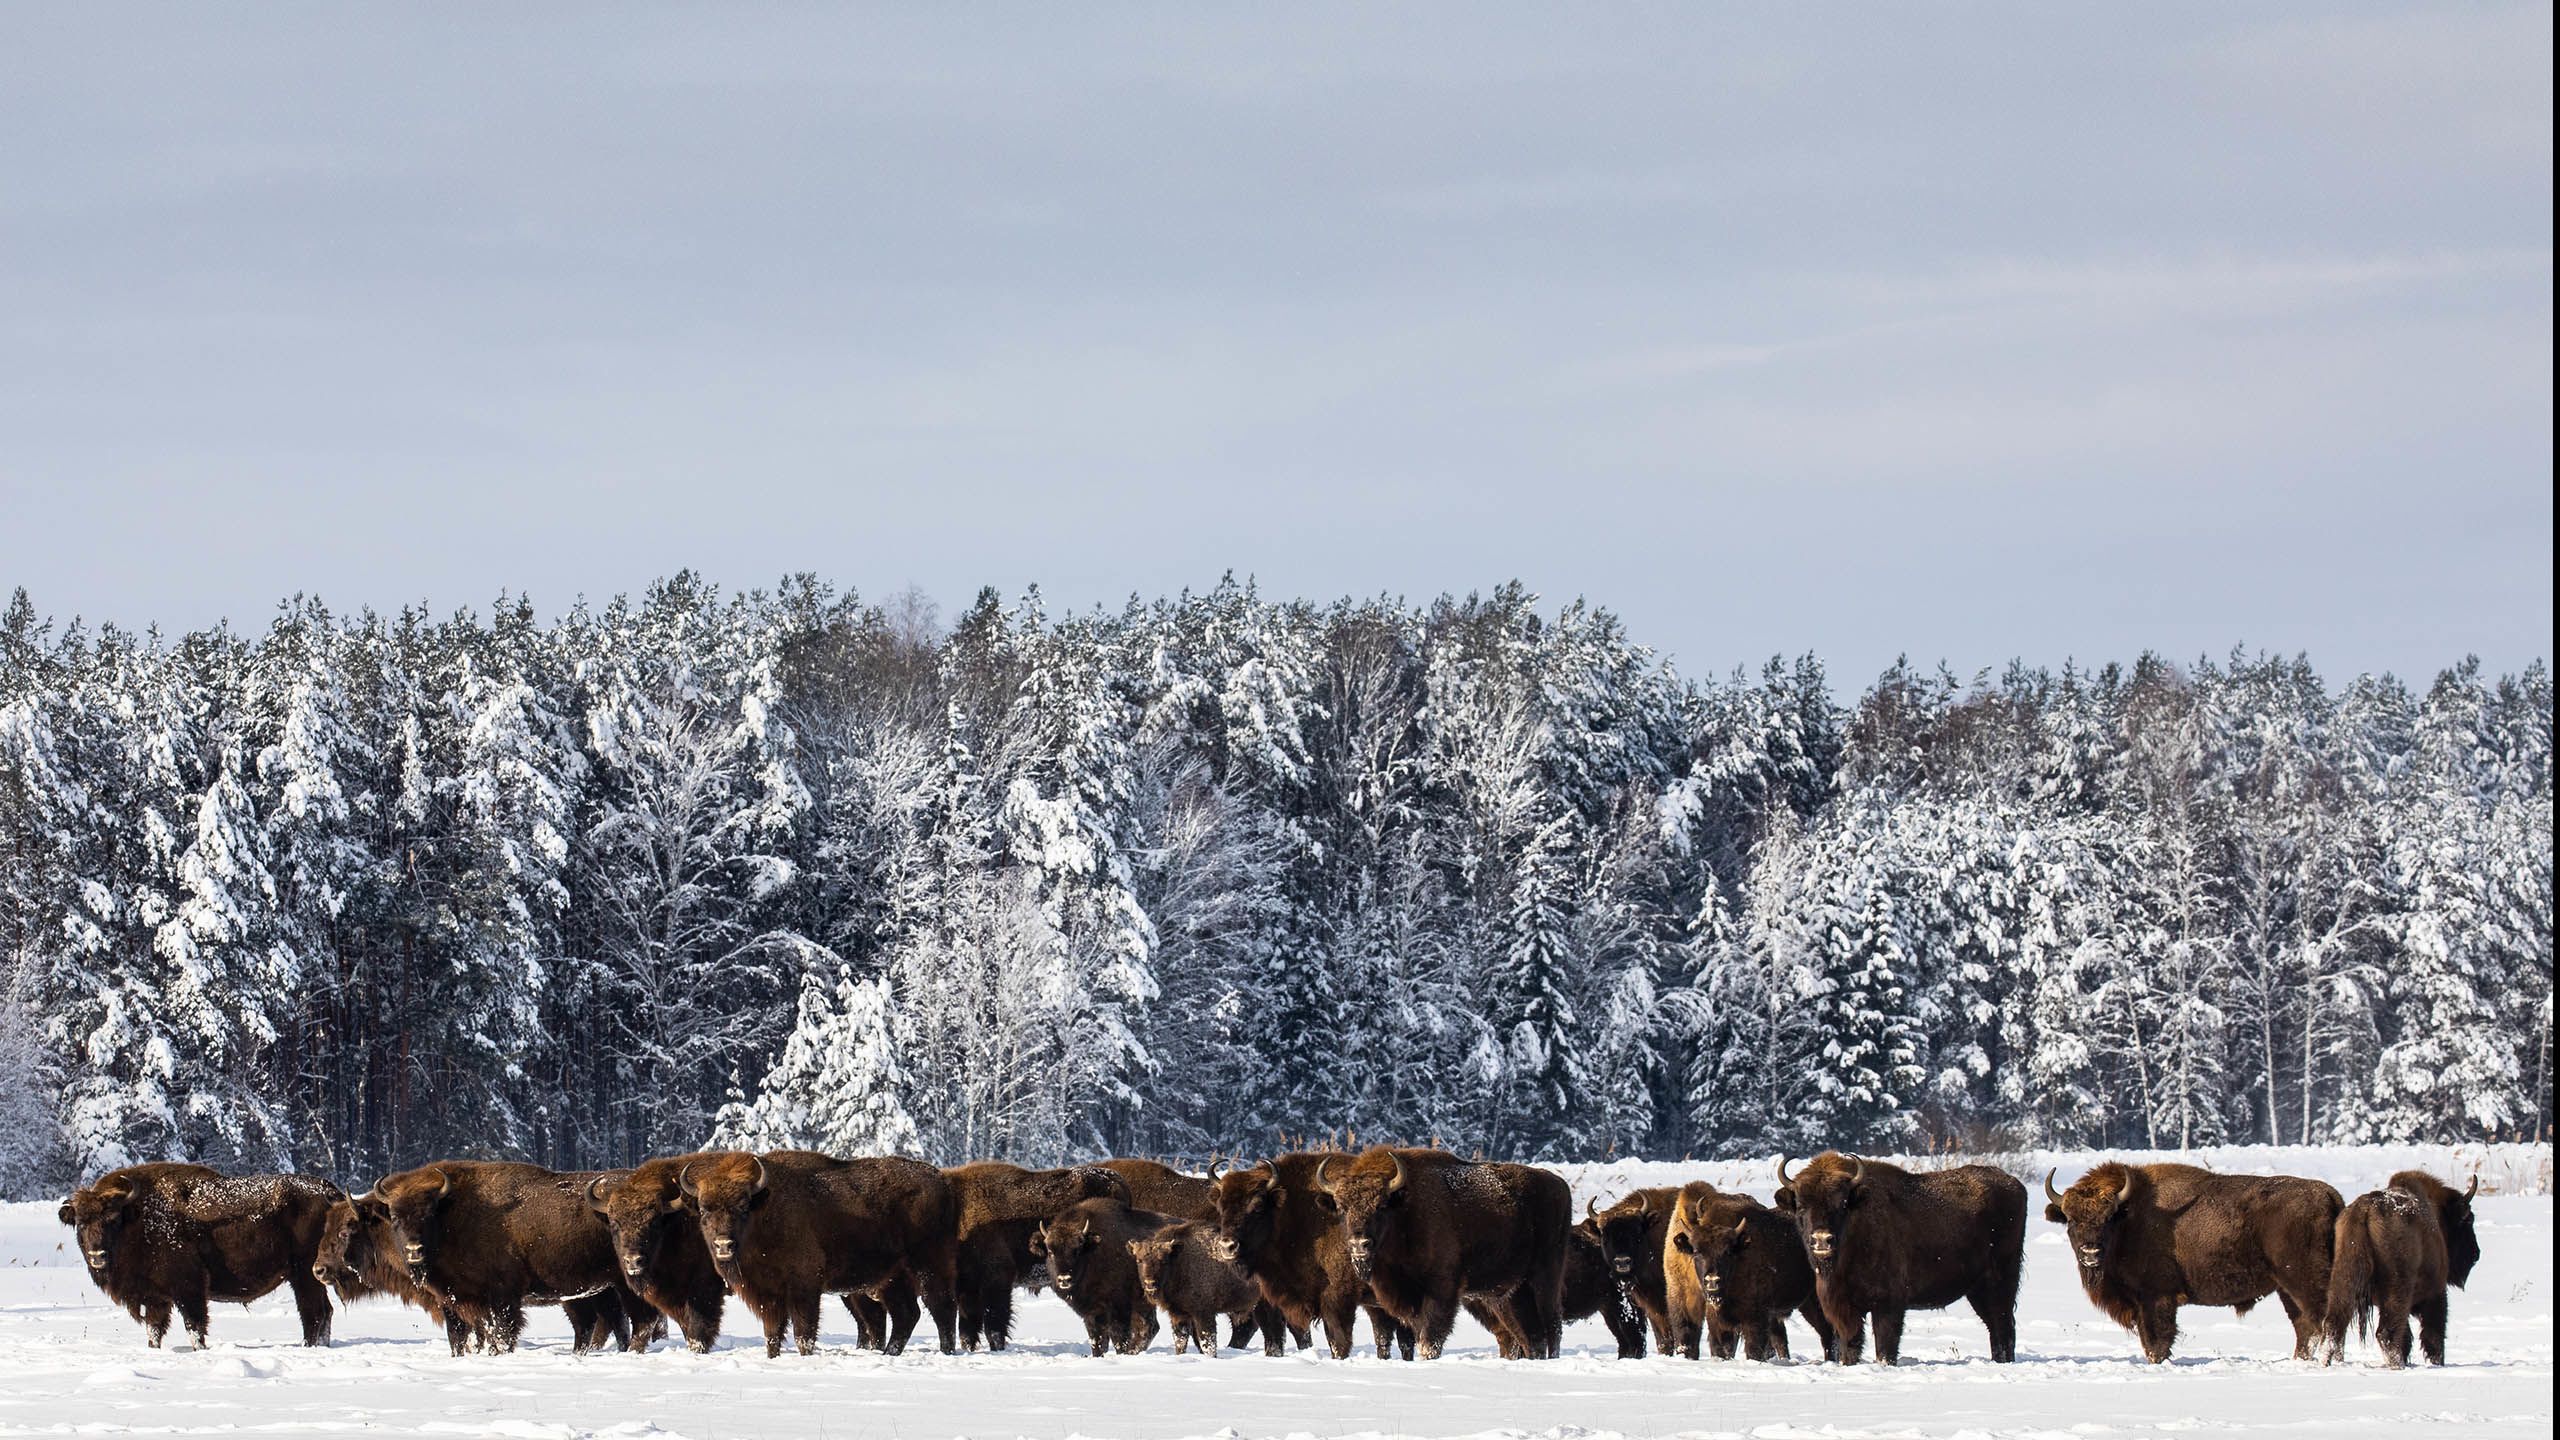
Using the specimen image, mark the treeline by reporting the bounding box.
[0,576,2547,1196]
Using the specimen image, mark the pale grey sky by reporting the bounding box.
[2,3,2549,684]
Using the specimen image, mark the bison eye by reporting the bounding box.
[1672,1233,1693,1253]
[1383,1189,1407,1209]
[1314,1192,1340,1214]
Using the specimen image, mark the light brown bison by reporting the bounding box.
[2322,1170,2481,1368]
[1666,1180,1834,1361]
[1032,1198,1173,1355]
[368,1161,649,1355]
[674,1150,959,1357]
[1779,1153,2023,1364]
[1314,1147,1572,1360]
[1586,1188,1680,1354]
[1206,1153,1407,1359]
[2044,1160,2340,1362]
[943,1161,1131,1351]
[1130,1219,1271,1355]
[60,1164,342,1349]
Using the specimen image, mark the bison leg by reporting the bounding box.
[881,1279,923,1356]
[2135,1299,2178,1363]
[1870,1307,1906,1366]
[1409,1295,1459,1361]
[2275,1286,2320,1361]
[1826,1301,1867,1365]
[2374,1299,2413,1369]
[790,1289,823,1357]
[1967,1283,2019,1363]
[1124,1306,1159,1355]
[288,1266,334,1347]
[174,1279,212,1351]
[845,1291,888,1350]
[2415,1292,2447,1367]
[1705,1308,1738,1360]
[1316,1297,1357,1358]
[1251,1300,1287,1356]
[1798,1297,1839,1362]
[485,1301,526,1355]
[441,1307,474,1357]
[139,1298,174,1349]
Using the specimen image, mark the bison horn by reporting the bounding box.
[1586,1196,1600,1221]
[677,1162,702,1202]
[1775,1156,1795,1186]
[2465,1174,2480,1200]
[1387,1151,1408,1193]
[586,1176,613,1206]
[427,1167,450,1201]
[750,1155,769,1193]
[1314,1157,1335,1194]
[2045,1168,2063,1204]
[1846,1156,1866,1186]
[1207,1157,1229,1183]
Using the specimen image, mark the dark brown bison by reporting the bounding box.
[1778,1153,2023,1365]
[580,1158,735,1353]
[1104,1157,1306,1353]
[1032,1198,1173,1355]
[1129,1219,1273,1355]
[943,1161,1130,1351]
[368,1161,648,1355]
[1314,1147,1572,1360]
[1666,1181,1834,1361]
[1587,1188,1680,1354]
[315,1192,454,1337]
[2043,1160,2340,1362]
[672,1150,959,1357]
[1562,1218,1649,1358]
[1207,1153,1408,1359]
[60,1164,342,1349]
[2322,1170,2481,1368]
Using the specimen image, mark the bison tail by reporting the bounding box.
[2322,1207,2379,1360]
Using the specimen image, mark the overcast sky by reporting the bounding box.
[2,4,2549,685]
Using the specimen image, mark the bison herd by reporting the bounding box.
[55,1148,2483,1371]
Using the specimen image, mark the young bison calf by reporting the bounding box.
[1034,1199,1175,1355]
[1129,1220,1265,1355]
[1668,1181,1834,1361]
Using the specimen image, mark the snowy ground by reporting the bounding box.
[0,1146,2546,1440]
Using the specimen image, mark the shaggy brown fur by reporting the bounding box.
[581,1157,735,1353]
[1104,1158,1304,1352]
[1780,1153,2024,1365]
[1206,1153,1407,1360]
[1313,1147,1572,1360]
[676,1150,959,1358]
[1563,1219,1649,1358]
[60,1164,342,1349]
[315,1194,452,1336]
[941,1161,1130,1352]
[2322,1171,2479,1367]
[1588,1188,1679,1354]
[2044,1160,2340,1362]
[369,1161,649,1356]
[1131,1219,1274,1355]
[1033,1199,1175,1355]
[1667,1181,1834,1362]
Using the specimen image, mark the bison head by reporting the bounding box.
[1031,1210,1105,1298]
[1589,1190,1666,1282]
[1775,1153,1865,1276]
[1206,1158,1286,1267]
[676,1153,770,1281]
[1667,1181,1759,1312]
[1313,1149,1418,1280]
[1127,1230,1180,1307]
[587,1166,689,1285]
[372,1167,455,1283]
[59,1172,143,1276]
[313,1193,394,1295]
[2045,1163,2145,1285]
[2393,1170,2483,1288]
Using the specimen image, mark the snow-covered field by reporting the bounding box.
[0,1146,2547,1440]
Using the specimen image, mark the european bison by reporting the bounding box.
[368,1160,647,1355]
[1562,1218,1649,1358]
[1779,1153,2023,1364]
[1587,1188,1680,1354]
[60,1164,342,1349]
[1206,1153,1406,1360]
[2322,1170,2481,1368]
[581,1159,733,1353]
[943,1161,1130,1351]
[315,1192,452,1337]
[1130,1219,1270,1355]
[1667,1180,1834,1361]
[1314,1147,1572,1360]
[674,1150,959,1357]
[1104,1157,1304,1352]
[2044,1160,2340,1362]
[1033,1198,1172,1355]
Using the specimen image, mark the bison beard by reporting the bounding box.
[368,1161,654,1356]
[1032,1199,1174,1355]
[1779,1153,2024,1365]
[2044,1160,2340,1362]
[1561,1219,1649,1358]
[941,1162,1131,1352]
[1313,1147,1572,1361]
[676,1150,960,1358]
[2322,1170,2480,1368]
[1205,1153,1409,1360]
[1666,1180,1834,1362]
[60,1164,343,1350]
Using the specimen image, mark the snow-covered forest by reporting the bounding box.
[0,575,2547,1197]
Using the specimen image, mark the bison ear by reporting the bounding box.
[56,1201,73,1226]
[1671,1230,1694,1253]
[1026,1229,1049,1258]
[2044,1202,2066,1225]
[1771,1187,1796,1213]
